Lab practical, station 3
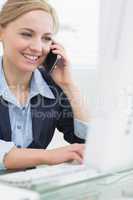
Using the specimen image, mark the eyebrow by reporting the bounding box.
[19,28,52,35]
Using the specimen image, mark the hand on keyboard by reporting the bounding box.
[3,143,85,170]
[43,143,85,165]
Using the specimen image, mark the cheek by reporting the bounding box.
[3,38,21,52]
[13,39,29,50]
[42,47,50,58]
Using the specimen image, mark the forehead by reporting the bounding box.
[7,10,54,33]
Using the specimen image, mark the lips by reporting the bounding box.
[22,53,40,64]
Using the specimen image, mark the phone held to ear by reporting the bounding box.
[43,50,58,73]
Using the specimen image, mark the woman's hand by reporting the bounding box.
[4,144,85,170]
[49,42,89,123]
[43,143,85,165]
[50,42,74,89]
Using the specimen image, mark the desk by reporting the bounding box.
[1,167,133,200]
[35,169,133,200]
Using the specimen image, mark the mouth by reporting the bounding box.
[22,53,41,64]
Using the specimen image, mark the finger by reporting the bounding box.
[75,149,84,159]
[71,144,85,159]
[68,152,83,164]
[51,49,66,58]
[51,44,65,52]
[51,41,65,49]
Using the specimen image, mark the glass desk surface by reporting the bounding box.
[37,168,133,200]
[1,166,133,200]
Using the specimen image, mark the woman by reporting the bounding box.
[0,0,89,170]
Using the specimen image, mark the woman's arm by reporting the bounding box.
[61,83,89,122]
[50,42,90,123]
[4,143,84,170]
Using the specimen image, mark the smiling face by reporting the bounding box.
[0,10,54,73]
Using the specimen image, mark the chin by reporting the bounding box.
[18,63,37,73]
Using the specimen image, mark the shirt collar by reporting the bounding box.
[0,56,55,106]
[30,68,55,99]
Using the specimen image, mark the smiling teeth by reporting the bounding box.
[24,54,39,61]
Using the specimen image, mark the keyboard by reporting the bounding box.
[0,183,40,200]
[0,163,100,189]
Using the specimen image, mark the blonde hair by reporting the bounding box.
[0,0,59,33]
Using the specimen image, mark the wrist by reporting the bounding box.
[41,150,54,165]
[61,82,80,97]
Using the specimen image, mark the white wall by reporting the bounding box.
[49,0,99,69]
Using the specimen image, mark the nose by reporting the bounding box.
[29,39,44,53]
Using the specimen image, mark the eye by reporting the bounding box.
[43,37,52,42]
[20,32,32,37]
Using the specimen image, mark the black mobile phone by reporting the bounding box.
[43,50,58,73]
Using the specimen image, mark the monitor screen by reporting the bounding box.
[84,0,133,173]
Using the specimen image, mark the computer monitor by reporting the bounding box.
[84,0,133,173]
